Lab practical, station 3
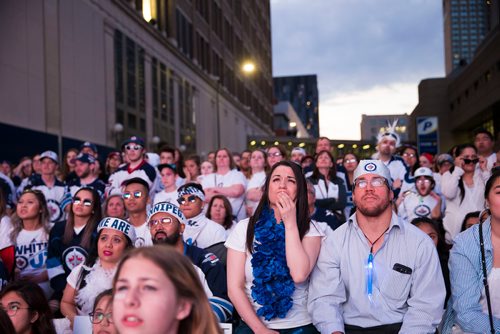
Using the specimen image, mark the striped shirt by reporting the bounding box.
[448,219,500,332]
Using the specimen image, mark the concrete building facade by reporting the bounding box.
[0,0,273,161]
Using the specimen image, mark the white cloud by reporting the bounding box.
[319,83,418,140]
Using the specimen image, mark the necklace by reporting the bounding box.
[361,225,390,301]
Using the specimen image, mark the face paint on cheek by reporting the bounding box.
[113,291,126,300]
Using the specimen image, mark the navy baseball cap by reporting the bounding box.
[80,141,98,153]
[75,153,96,164]
[122,136,145,148]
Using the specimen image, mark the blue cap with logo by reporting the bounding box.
[353,160,392,188]
[75,153,96,164]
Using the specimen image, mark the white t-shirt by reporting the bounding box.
[225,218,323,329]
[131,222,153,247]
[153,190,178,205]
[14,227,52,298]
[397,192,440,223]
[245,171,266,216]
[313,178,339,200]
[183,213,227,248]
[201,170,248,221]
[480,267,500,318]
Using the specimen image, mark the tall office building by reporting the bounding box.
[443,0,490,75]
[0,0,273,161]
[273,75,319,138]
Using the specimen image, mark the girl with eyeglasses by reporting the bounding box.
[0,281,56,334]
[57,217,135,331]
[47,187,101,310]
[442,144,490,243]
[90,289,116,334]
[0,190,52,299]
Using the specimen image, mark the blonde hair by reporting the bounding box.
[113,246,221,334]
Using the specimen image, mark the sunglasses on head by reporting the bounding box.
[462,158,479,165]
[177,195,198,205]
[125,145,142,151]
[73,197,93,207]
[269,152,282,157]
[122,191,143,200]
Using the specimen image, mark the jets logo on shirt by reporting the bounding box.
[414,204,431,217]
[134,237,145,247]
[63,247,87,270]
[202,253,219,265]
[47,199,62,222]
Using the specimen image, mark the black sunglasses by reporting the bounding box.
[462,158,479,165]
[177,195,198,205]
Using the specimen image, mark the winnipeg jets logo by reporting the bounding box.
[364,163,377,172]
[63,247,87,270]
[414,204,431,217]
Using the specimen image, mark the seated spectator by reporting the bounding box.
[112,246,221,334]
[153,164,178,205]
[90,289,115,334]
[0,281,56,334]
[1,190,52,298]
[397,167,443,223]
[147,202,233,321]
[59,217,135,329]
[206,195,235,234]
[47,187,101,307]
[460,211,481,232]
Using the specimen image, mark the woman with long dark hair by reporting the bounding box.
[307,150,347,222]
[59,217,135,329]
[206,194,235,232]
[245,149,268,217]
[47,187,102,307]
[441,144,489,242]
[226,161,323,333]
[112,246,221,334]
[0,281,56,334]
[446,171,500,333]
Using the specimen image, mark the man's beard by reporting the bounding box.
[153,231,180,246]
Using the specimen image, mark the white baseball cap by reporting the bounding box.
[414,167,434,179]
[40,151,59,164]
[353,160,392,187]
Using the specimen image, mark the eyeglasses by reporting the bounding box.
[0,304,31,316]
[268,152,282,157]
[123,191,143,200]
[73,197,93,207]
[125,145,143,151]
[148,217,175,228]
[462,158,479,165]
[89,311,114,324]
[403,153,416,158]
[344,159,357,164]
[416,179,432,185]
[177,195,198,205]
[354,177,387,189]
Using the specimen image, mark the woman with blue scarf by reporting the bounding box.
[226,161,323,333]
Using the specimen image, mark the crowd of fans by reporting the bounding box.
[0,124,499,334]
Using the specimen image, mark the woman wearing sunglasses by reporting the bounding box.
[0,189,52,298]
[47,187,101,310]
[442,143,490,243]
[58,217,135,331]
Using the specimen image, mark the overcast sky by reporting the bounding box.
[271,0,445,140]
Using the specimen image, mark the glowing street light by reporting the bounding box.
[242,62,256,74]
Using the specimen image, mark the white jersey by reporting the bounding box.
[130,221,153,247]
[153,190,178,205]
[397,192,440,223]
[201,170,248,221]
[183,213,227,249]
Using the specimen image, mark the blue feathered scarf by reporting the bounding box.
[251,205,295,321]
